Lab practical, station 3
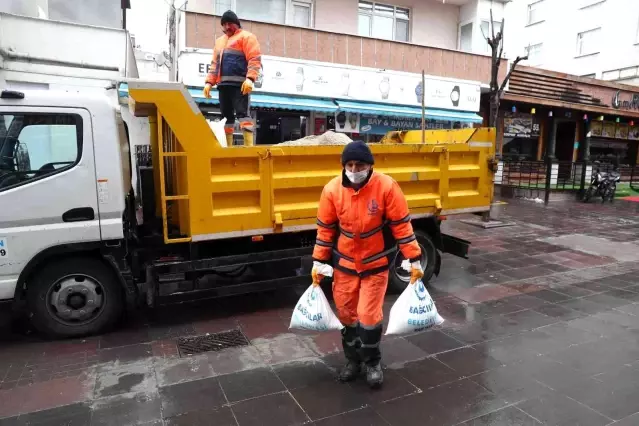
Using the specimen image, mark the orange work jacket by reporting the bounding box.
[312,170,421,277]
[206,29,262,87]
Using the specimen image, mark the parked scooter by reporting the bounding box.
[583,162,620,203]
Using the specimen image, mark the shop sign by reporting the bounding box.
[334,114,470,134]
[179,52,482,112]
[612,91,639,111]
[503,112,540,138]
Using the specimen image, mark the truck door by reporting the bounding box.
[0,107,100,300]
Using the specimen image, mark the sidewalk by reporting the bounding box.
[0,198,638,425]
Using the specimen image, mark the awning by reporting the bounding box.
[334,100,483,123]
[118,83,337,113]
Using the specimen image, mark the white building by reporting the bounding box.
[504,0,639,85]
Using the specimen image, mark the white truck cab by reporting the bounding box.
[0,88,133,336]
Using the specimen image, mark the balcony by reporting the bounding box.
[184,12,506,86]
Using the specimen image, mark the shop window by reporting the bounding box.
[527,0,544,25]
[358,1,410,42]
[576,28,601,56]
[525,43,543,64]
[459,23,473,53]
[0,114,81,192]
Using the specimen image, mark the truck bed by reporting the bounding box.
[127,81,495,244]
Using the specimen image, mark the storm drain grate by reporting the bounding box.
[176,329,249,357]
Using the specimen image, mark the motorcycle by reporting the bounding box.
[583,163,620,203]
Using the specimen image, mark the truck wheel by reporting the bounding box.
[26,258,123,338]
[388,230,437,294]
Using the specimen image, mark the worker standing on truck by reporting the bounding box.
[312,141,424,389]
[203,10,261,147]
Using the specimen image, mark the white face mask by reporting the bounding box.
[345,169,369,184]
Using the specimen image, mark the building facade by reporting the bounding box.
[493,66,639,167]
[503,0,639,85]
[176,1,510,144]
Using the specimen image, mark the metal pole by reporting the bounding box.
[421,70,426,143]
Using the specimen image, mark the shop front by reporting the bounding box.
[179,53,484,144]
[493,66,639,167]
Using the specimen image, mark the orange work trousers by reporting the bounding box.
[332,269,389,327]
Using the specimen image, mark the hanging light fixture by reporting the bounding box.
[511,106,517,112]
[598,115,604,121]
[616,117,620,123]
[583,114,588,120]
[631,120,635,126]
[531,108,536,115]
[549,111,553,117]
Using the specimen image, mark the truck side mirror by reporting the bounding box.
[15,142,31,172]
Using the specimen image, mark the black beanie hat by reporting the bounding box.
[341,140,374,166]
[221,10,241,27]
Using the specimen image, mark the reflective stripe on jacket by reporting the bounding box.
[206,29,262,87]
[312,171,421,277]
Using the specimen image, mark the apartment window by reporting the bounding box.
[291,1,312,27]
[0,114,81,192]
[525,43,543,63]
[358,1,410,42]
[217,0,313,26]
[481,21,502,52]
[215,0,233,12]
[576,28,601,56]
[459,23,473,52]
[527,0,544,25]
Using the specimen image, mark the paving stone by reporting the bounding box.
[207,346,265,375]
[254,336,317,365]
[436,347,504,377]
[13,402,91,426]
[231,392,309,426]
[313,407,389,426]
[350,369,419,405]
[290,380,368,421]
[165,406,237,426]
[379,337,427,368]
[217,367,285,403]
[273,359,334,390]
[91,393,162,426]
[159,377,226,418]
[516,390,611,426]
[460,405,541,425]
[376,378,507,425]
[97,344,153,365]
[155,355,214,387]
[405,330,466,355]
[94,362,156,398]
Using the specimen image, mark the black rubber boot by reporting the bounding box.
[358,323,383,389]
[339,325,362,382]
[366,363,384,389]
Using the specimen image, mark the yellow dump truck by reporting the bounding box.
[0,82,495,338]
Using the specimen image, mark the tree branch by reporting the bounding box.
[490,8,495,41]
[498,55,528,95]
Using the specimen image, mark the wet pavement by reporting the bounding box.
[0,198,638,425]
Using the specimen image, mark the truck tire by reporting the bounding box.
[388,230,437,294]
[26,257,124,338]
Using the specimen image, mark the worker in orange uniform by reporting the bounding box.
[312,141,424,388]
[203,10,261,147]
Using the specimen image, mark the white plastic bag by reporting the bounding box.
[208,117,228,148]
[289,283,343,332]
[385,279,444,336]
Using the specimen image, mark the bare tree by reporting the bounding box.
[483,9,527,131]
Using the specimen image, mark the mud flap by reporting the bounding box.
[441,234,470,259]
[434,252,441,277]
